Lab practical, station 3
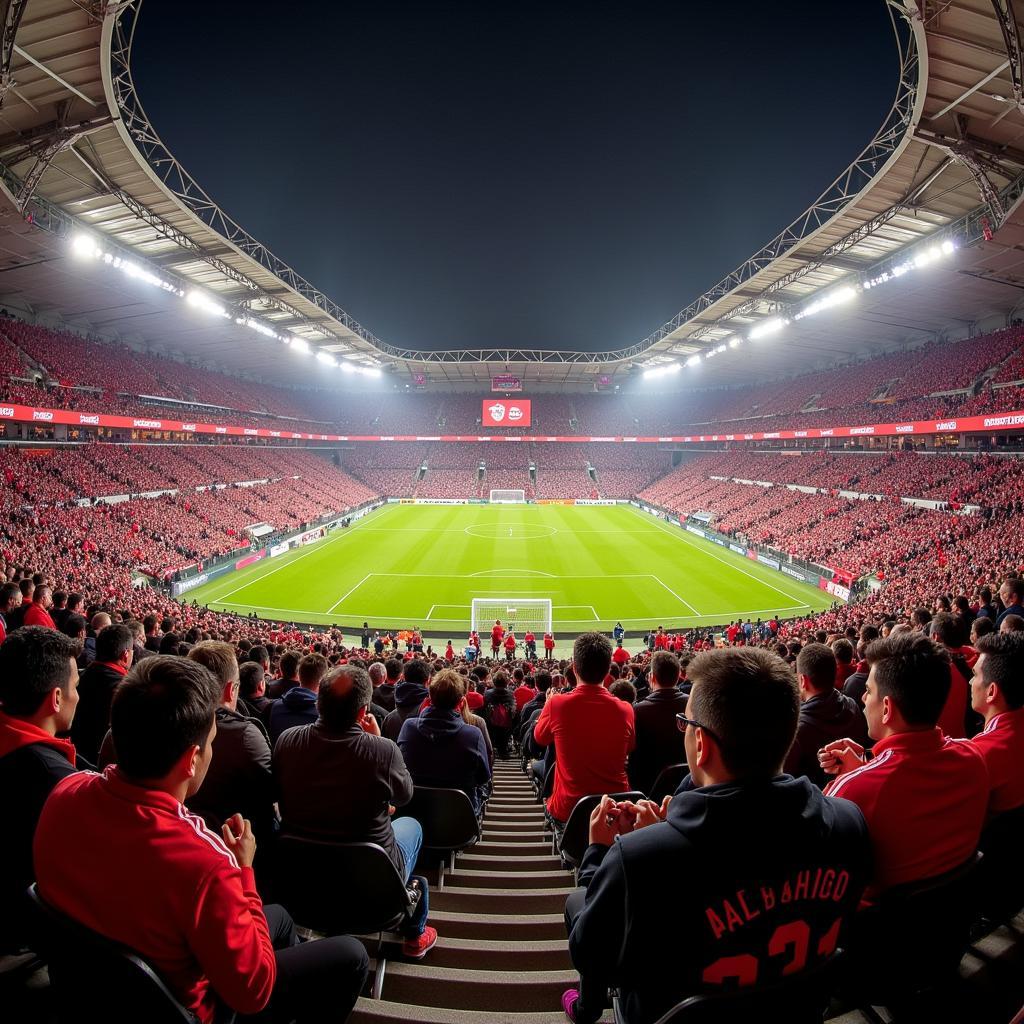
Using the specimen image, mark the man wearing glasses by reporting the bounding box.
[561,647,871,1024]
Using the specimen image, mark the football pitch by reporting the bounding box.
[184,504,834,638]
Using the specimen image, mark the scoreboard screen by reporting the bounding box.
[490,374,522,392]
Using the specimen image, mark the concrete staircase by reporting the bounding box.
[350,760,575,1024]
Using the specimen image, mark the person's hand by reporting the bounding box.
[818,739,865,777]
[631,797,670,831]
[388,804,396,816]
[221,813,256,869]
[588,794,621,847]
[361,712,381,736]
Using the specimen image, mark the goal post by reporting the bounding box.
[471,598,552,637]
[489,488,526,503]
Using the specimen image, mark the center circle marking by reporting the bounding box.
[464,523,558,540]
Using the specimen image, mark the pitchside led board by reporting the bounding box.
[482,399,532,427]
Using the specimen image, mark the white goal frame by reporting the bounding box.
[471,598,552,637]
[489,488,526,503]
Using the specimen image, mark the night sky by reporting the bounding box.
[131,1,898,352]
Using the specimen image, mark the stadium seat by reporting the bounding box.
[973,805,1024,936]
[612,949,844,1024]
[846,852,983,1018]
[273,835,421,999]
[558,792,645,881]
[24,883,212,1024]
[392,786,482,888]
[648,763,688,804]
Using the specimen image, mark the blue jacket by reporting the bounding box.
[570,775,870,1023]
[397,707,491,811]
[269,686,318,746]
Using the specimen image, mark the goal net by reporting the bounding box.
[489,489,526,503]
[471,598,552,637]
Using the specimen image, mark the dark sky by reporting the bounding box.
[131,1,899,352]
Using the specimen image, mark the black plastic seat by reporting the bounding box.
[393,786,481,887]
[558,791,646,879]
[613,950,843,1024]
[975,804,1024,928]
[25,883,207,1024]
[274,835,419,998]
[648,763,688,804]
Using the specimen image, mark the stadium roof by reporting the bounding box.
[0,1,1021,388]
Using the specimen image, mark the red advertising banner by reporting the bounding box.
[481,399,532,427]
[2,400,1024,442]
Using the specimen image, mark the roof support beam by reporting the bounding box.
[989,0,1024,117]
[12,43,97,107]
[0,1,29,109]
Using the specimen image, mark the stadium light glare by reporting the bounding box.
[685,354,702,367]
[794,286,857,321]
[642,361,680,380]
[316,351,337,366]
[186,290,229,318]
[290,337,310,355]
[749,317,787,341]
[71,234,101,259]
[363,367,382,378]
[729,336,741,349]
[339,360,357,374]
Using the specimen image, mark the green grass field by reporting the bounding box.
[184,504,833,639]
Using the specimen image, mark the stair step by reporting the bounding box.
[350,997,566,1024]
[423,935,572,971]
[471,841,555,857]
[381,962,576,1011]
[427,909,567,940]
[445,868,570,890]
[431,886,573,915]
[483,811,542,822]
[459,853,562,871]
[481,820,546,833]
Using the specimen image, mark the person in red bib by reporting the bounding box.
[968,631,1024,816]
[444,641,455,663]
[523,630,537,661]
[33,655,368,1024]
[543,632,555,660]
[491,620,504,658]
[504,630,517,661]
[612,640,631,667]
[820,631,989,897]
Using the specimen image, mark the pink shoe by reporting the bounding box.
[402,925,437,959]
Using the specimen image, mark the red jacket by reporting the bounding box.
[513,684,536,710]
[533,684,635,821]
[33,768,275,1022]
[969,708,1024,815]
[823,727,988,895]
[23,603,56,629]
[938,663,970,739]
[612,646,631,666]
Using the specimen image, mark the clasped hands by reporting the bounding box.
[588,793,672,847]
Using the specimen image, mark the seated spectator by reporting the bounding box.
[382,659,430,741]
[126,619,153,663]
[185,641,274,843]
[483,670,517,758]
[398,668,491,812]
[930,612,976,737]
[563,647,870,1024]
[71,622,133,765]
[239,661,272,727]
[273,665,437,958]
[995,576,1024,628]
[534,633,635,825]
[33,655,369,1023]
[627,650,688,795]
[784,643,868,788]
[0,627,86,951]
[265,648,298,699]
[370,660,395,712]
[820,632,989,895]
[831,637,855,688]
[609,679,636,704]
[0,580,23,643]
[968,631,1024,816]
[269,653,328,745]
[23,584,56,629]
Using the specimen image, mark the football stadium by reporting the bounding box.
[6,1,1024,1022]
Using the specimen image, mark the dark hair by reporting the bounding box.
[492,670,510,689]
[110,656,220,779]
[573,631,612,684]
[931,611,966,648]
[298,653,329,688]
[142,613,158,634]
[96,623,133,664]
[317,665,373,731]
[864,632,951,727]
[1002,576,1024,602]
[687,648,800,779]
[534,670,552,693]
[651,650,680,688]
[609,679,636,704]
[278,650,300,679]
[1001,614,1024,633]
[910,607,932,629]
[238,661,265,698]
[403,658,430,687]
[248,645,269,665]
[0,581,19,610]
[796,643,836,693]
[61,613,87,639]
[158,632,180,655]
[975,632,1024,709]
[832,638,855,665]
[385,658,403,682]
[972,616,995,640]
[0,626,79,715]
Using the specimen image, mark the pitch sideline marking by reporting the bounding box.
[469,568,556,577]
[649,574,701,616]
[201,504,393,604]
[629,507,808,606]
[327,573,374,614]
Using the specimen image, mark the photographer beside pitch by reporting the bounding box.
[562,647,870,1024]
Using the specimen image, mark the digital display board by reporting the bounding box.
[482,399,532,427]
[491,374,522,392]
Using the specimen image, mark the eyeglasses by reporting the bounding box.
[676,712,722,746]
